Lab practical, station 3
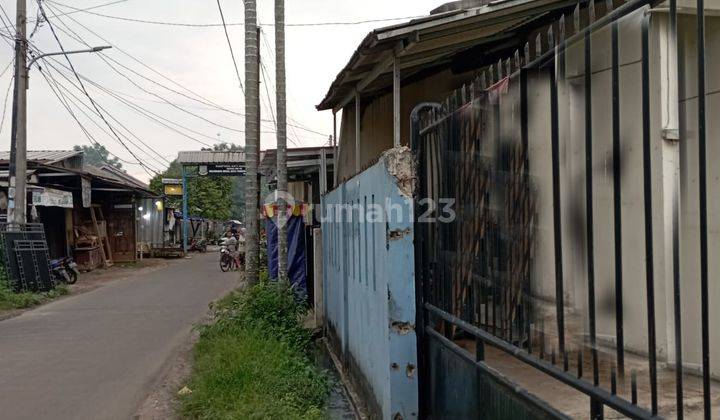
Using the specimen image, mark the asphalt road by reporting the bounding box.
[0,252,239,420]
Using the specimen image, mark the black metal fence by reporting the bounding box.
[413,0,714,418]
[0,223,55,292]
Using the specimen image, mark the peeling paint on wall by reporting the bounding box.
[390,321,415,335]
[381,146,416,198]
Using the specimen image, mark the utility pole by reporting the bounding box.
[275,0,288,281]
[244,0,260,286]
[7,0,28,225]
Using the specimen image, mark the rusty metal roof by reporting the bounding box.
[0,150,82,164]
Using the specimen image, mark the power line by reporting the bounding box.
[0,4,15,32]
[43,4,331,139]
[26,36,171,169]
[30,0,130,21]
[46,1,424,28]
[36,0,156,176]
[0,74,13,134]
[44,5,328,143]
[39,8,236,146]
[39,55,179,166]
[40,60,166,172]
[0,59,13,78]
[44,4,244,115]
[37,64,152,170]
[215,0,244,94]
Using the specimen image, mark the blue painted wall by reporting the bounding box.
[321,153,418,419]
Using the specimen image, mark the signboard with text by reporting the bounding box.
[32,188,73,209]
[200,164,246,176]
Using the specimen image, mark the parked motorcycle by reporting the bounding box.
[188,237,208,253]
[50,257,79,285]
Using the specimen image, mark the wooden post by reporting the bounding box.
[332,111,339,187]
[355,91,361,174]
[393,57,401,148]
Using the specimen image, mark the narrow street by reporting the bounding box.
[0,252,238,420]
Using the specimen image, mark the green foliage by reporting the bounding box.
[209,278,311,351]
[149,159,234,221]
[74,144,122,169]
[0,264,70,311]
[181,279,327,420]
[181,331,326,420]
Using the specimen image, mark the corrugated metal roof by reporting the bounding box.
[177,151,247,164]
[316,0,566,111]
[0,150,82,164]
[84,165,149,190]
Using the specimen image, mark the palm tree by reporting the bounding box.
[275,0,288,280]
[244,0,260,285]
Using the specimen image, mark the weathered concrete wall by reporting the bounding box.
[321,147,418,419]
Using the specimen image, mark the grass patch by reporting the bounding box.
[0,265,69,311]
[181,278,328,420]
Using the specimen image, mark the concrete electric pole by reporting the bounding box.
[5,1,108,225]
[7,0,28,225]
[275,0,288,281]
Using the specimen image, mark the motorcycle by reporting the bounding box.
[50,257,79,285]
[219,242,245,272]
[189,237,208,253]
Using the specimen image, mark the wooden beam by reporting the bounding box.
[333,41,407,113]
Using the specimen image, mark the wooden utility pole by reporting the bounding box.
[7,0,28,224]
[244,0,260,285]
[275,0,288,280]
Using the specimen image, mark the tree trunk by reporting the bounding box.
[275,0,288,280]
[244,0,260,285]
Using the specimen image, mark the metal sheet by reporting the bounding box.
[136,198,165,248]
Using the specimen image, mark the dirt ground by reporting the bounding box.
[0,258,174,321]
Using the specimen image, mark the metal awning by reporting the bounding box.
[0,150,82,165]
[316,0,577,112]
[260,147,335,178]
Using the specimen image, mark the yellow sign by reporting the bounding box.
[164,184,183,196]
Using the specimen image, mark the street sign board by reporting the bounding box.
[164,184,183,196]
[203,164,246,176]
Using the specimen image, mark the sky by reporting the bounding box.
[0,0,442,181]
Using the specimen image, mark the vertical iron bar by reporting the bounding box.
[696,0,711,416]
[410,102,442,419]
[641,16,658,416]
[540,318,546,359]
[667,0,684,417]
[550,44,566,357]
[585,21,603,420]
[611,15,625,379]
[476,336,485,362]
[578,351,583,378]
[520,67,532,354]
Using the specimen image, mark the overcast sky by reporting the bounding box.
[0,0,442,180]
